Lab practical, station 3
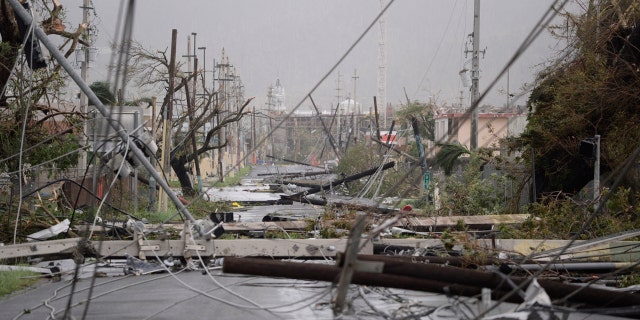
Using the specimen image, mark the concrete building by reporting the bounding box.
[432,109,527,157]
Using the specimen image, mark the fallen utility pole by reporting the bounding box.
[336,254,640,309]
[279,180,324,188]
[281,161,395,200]
[257,171,329,178]
[0,238,373,260]
[285,196,398,214]
[223,257,518,303]
[350,253,504,269]
[222,256,640,309]
[267,155,316,167]
[309,94,340,161]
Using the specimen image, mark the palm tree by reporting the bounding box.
[89,81,116,106]
[435,142,471,175]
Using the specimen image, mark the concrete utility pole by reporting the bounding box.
[470,0,481,150]
[215,49,233,181]
[191,32,198,106]
[79,0,90,172]
[336,72,342,151]
[335,71,342,104]
[352,69,359,143]
[198,46,207,90]
[234,69,242,170]
[352,69,359,114]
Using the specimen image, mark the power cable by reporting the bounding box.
[413,0,462,98]
[221,0,396,181]
[7,1,631,318]
[13,0,38,245]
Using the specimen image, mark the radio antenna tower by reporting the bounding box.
[377,0,388,127]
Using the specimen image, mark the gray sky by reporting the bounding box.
[65,0,564,113]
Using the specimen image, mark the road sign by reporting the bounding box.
[423,172,431,190]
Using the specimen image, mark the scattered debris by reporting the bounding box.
[123,254,176,276]
[27,219,70,242]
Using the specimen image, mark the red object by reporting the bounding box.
[401,205,413,212]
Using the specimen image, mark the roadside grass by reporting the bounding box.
[167,180,181,188]
[0,269,38,297]
[133,196,233,223]
[135,209,182,224]
[213,166,252,187]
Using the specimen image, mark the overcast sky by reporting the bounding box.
[64,0,566,113]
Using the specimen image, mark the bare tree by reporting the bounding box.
[128,43,252,196]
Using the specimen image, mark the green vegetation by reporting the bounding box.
[506,188,640,240]
[519,2,640,198]
[335,144,419,199]
[213,166,252,187]
[436,152,511,216]
[395,100,435,142]
[619,273,640,288]
[0,269,38,297]
[89,81,117,106]
[135,209,181,224]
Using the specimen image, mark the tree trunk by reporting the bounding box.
[170,155,197,197]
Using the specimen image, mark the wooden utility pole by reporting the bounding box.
[159,29,177,211]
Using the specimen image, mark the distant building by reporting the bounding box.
[432,108,526,157]
[338,98,362,114]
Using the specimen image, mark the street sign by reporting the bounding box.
[423,172,431,190]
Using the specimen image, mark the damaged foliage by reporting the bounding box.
[523,0,640,198]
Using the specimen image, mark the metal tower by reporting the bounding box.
[377,0,388,127]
